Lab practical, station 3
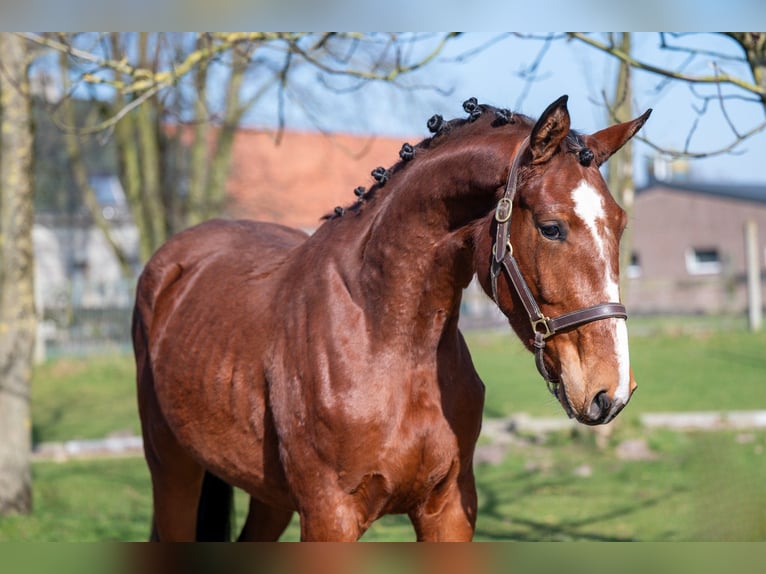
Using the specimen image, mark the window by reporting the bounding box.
[627,252,641,278]
[686,247,722,275]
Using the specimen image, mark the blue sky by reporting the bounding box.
[242,33,766,187]
[6,0,763,32]
[4,2,764,187]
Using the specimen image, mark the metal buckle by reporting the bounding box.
[491,241,513,258]
[531,317,553,339]
[494,198,512,223]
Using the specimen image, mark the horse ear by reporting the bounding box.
[585,109,652,166]
[529,95,571,165]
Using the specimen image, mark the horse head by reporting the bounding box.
[478,95,651,425]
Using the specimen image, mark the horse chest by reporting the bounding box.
[338,412,461,514]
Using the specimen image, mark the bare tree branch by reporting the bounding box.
[20,31,292,93]
[568,32,766,97]
[659,32,747,64]
[284,33,460,83]
[514,34,557,111]
[568,32,766,159]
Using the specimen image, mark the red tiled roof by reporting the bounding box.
[225,128,417,230]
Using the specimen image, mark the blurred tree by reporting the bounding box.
[506,32,764,294]
[568,32,766,158]
[603,33,636,292]
[28,32,458,268]
[0,32,35,515]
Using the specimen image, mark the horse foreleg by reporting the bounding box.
[299,511,364,541]
[237,497,294,541]
[408,465,477,542]
[297,494,369,541]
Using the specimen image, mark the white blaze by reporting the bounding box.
[612,318,631,404]
[571,180,631,404]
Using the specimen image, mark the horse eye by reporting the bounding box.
[539,224,564,240]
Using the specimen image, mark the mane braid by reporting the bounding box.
[564,131,594,166]
[321,104,530,221]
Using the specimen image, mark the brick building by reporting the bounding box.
[225,128,415,232]
[626,170,766,315]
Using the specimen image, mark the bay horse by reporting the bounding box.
[133,95,650,541]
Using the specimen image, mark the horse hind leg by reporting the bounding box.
[140,396,212,542]
[140,381,232,541]
[134,276,223,541]
[196,472,234,541]
[237,497,294,541]
[137,353,209,541]
[143,431,207,541]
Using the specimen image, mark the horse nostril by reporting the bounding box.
[587,391,612,423]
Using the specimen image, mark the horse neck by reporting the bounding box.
[353,144,511,350]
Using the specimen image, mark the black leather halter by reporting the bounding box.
[489,137,628,389]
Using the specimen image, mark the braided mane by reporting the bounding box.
[322,98,590,220]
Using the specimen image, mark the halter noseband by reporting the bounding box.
[489,136,628,390]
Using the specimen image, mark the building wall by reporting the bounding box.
[33,219,138,310]
[626,186,766,314]
[226,129,416,232]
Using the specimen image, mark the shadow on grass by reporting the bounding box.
[708,348,766,372]
[474,465,685,541]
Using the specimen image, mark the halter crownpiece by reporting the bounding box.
[489,136,628,387]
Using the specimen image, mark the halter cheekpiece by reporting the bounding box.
[489,136,628,391]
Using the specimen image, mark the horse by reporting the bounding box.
[132,94,650,541]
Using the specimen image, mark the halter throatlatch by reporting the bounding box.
[489,136,628,389]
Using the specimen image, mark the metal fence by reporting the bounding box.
[36,277,508,361]
[38,279,136,360]
[41,305,134,359]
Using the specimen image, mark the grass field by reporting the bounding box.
[2,428,764,541]
[5,316,766,541]
[465,316,766,419]
[29,316,766,443]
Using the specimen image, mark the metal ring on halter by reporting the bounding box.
[531,317,553,339]
[491,241,513,258]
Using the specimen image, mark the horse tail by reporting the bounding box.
[196,471,233,541]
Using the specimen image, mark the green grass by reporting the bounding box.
[31,355,140,443]
[29,318,766,442]
[3,428,764,541]
[465,319,766,420]
[0,458,151,542]
[8,317,766,541]
[471,429,766,541]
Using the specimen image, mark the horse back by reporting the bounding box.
[134,219,307,332]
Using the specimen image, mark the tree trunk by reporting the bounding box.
[109,33,163,263]
[186,36,211,227]
[0,32,35,515]
[58,51,132,278]
[187,39,247,226]
[728,33,766,110]
[202,49,247,222]
[606,33,636,298]
[134,33,166,251]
